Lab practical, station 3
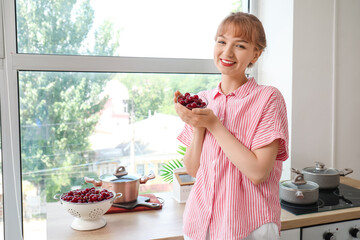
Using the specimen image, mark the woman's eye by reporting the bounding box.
[217,41,226,44]
[236,44,246,49]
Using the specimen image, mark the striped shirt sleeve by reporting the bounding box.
[251,88,289,161]
[177,123,194,147]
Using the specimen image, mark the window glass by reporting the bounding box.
[136,164,145,176]
[0,113,3,238]
[19,71,220,238]
[158,163,164,176]
[16,0,247,59]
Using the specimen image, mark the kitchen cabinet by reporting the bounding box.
[281,228,300,240]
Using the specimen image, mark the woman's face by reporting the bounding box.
[214,32,260,79]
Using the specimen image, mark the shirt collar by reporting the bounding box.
[212,77,257,99]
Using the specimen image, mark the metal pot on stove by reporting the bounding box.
[280,169,319,205]
[301,162,353,189]
[85,166,155,204]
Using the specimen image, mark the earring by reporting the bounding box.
[245,67,252,77]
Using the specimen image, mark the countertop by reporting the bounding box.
[47,177,360,240]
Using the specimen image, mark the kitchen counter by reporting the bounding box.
[47,177,360,240]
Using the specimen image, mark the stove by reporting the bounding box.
[281,183,360,215]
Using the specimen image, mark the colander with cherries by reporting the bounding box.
[54,187,122,231]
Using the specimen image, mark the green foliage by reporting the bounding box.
[16,0,223,204]
[17,0,94,54]
[118,73,220,120]
[17,0,120,202]
[232,1,244,13]
[160,145,186,183]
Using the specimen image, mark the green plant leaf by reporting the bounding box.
[177,145,186,156]
[160,145,186,183]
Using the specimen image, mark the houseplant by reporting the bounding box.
[160,145,186,183]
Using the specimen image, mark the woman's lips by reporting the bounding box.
[220,58,235,67]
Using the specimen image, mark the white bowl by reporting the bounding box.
[57,191,122,231]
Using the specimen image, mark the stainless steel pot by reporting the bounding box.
[280,170,319,205]
[85,166,155,203]
[301,162,353,189]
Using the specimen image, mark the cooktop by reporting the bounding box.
[280,183,360,215]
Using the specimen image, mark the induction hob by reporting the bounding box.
[280,183,360,215]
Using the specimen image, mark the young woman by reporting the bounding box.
[174,12,289,240]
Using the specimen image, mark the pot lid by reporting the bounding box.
[100,174,140,182]
[281,181,318,191]
[284,169,319,190]
[302,162,339,175]
[99,166,140,182]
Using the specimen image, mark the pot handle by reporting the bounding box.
[295,191,304,199]
[291,168,301,175]
[339,168,353,176]
[140,171,156,184]
[315,162,326,170]
[114,166,128,178]
[53,193,62,201]
[292,174,307,185]
[84,177,103,187]
[111,192,123,204]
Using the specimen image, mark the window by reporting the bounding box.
[0,112,3,238]
[158,163,164,176]
[18,71,220,237]
[136,164,145,176]
[16,0,248,59]
[1,0,248,239]
[19,71,220,209]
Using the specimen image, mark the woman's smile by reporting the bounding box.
[220,58,236,67]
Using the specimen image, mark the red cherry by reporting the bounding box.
[177,92,206,109]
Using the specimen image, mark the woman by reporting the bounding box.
[174,12,289,240]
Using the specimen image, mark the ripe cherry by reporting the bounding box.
[61,187,114,203]
[177,92,207,109]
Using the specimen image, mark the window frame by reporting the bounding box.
[0,0,229,239]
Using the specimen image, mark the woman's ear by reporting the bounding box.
[251,50,263,64]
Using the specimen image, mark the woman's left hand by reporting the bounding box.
[175,102,219,130]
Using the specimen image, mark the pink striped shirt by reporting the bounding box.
[177,77,289,240]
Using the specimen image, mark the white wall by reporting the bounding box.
[292,0,360,180]
[333,0,360,179]
[292,0,335,174]
[253,0,294,180]
[257,0,360,180]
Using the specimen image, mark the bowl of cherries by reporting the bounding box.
[177,92,208,109]
[54,187,122,231]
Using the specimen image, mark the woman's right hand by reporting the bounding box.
[174,91,205,177]
[173,90,182,103]
[174,90,192,124]
[174,90,219,131]
[174,91,201,127]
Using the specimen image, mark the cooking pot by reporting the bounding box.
[280,169,319,205]
[84,166,155,203]
[301,162,353,189]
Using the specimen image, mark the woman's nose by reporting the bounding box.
[223,45,234,57]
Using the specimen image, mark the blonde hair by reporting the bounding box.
[215,12,267,67]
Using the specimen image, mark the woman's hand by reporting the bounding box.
[174,91,219,130]
[174,91,206,177]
